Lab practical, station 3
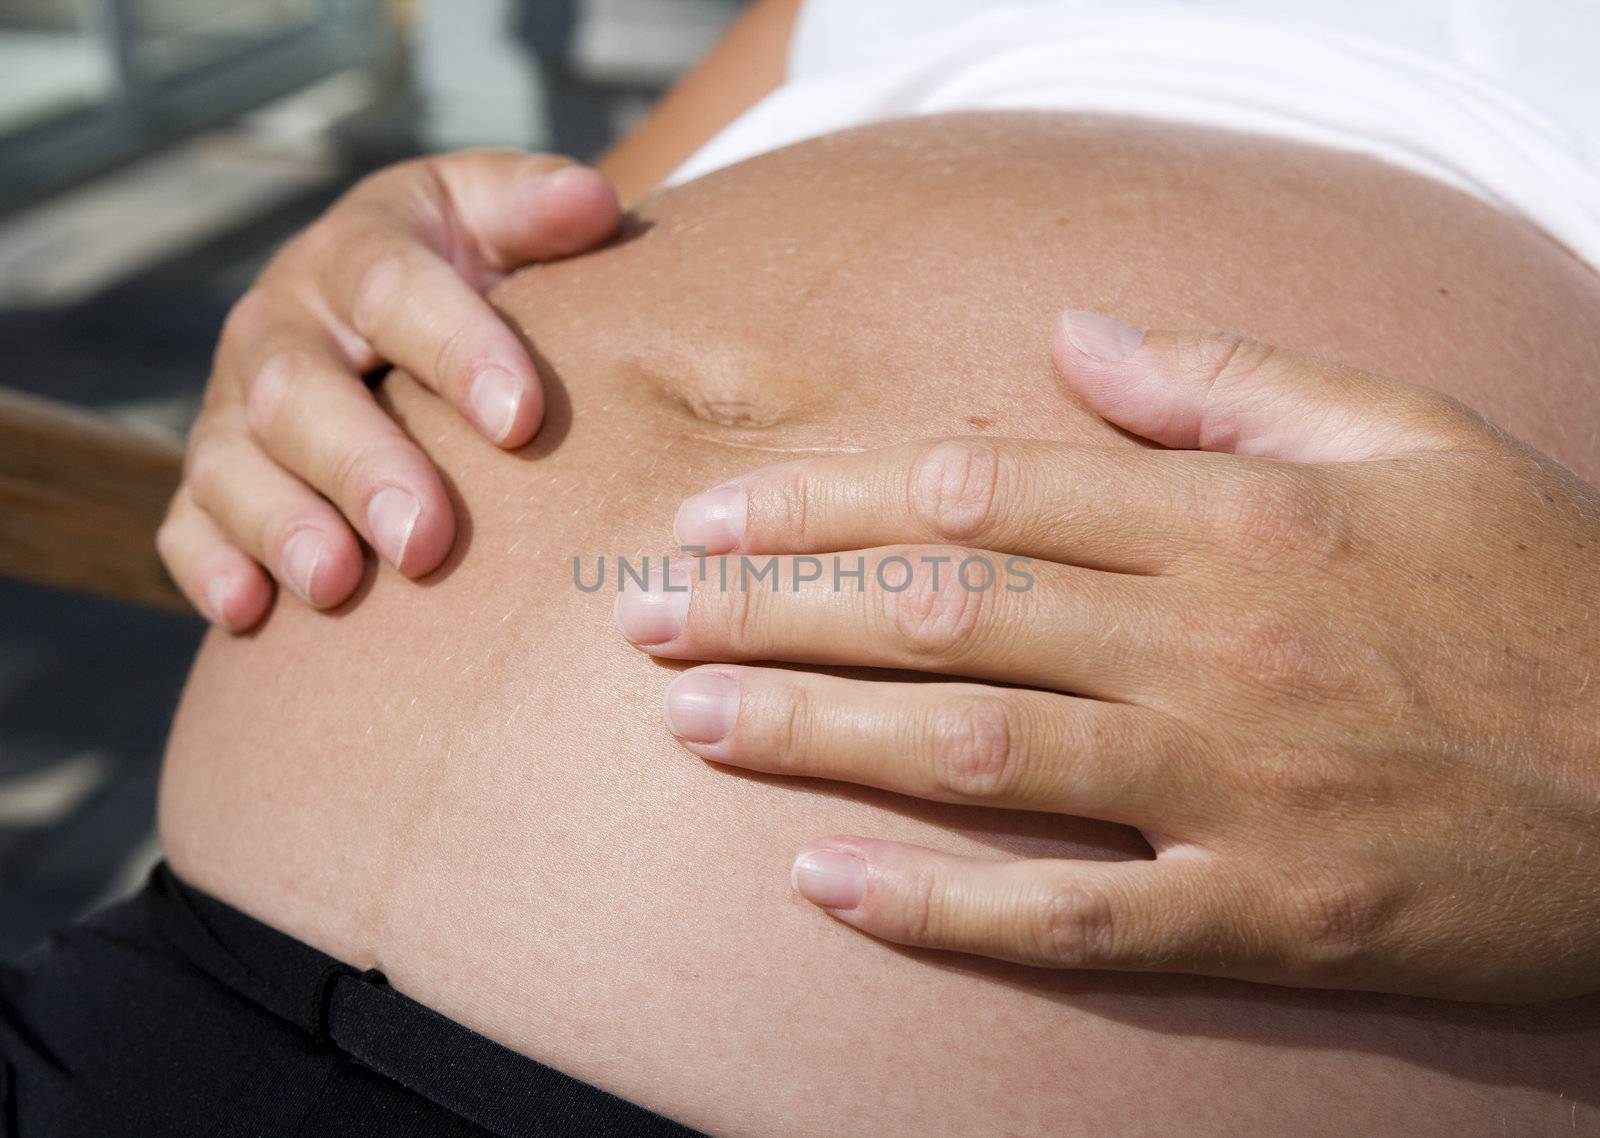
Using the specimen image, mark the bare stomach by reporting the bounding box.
[159,114,1600,1136]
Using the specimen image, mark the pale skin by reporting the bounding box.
[155,0,1600,1006]
[157,0,799,628]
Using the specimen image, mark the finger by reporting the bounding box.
[239,337,454,576]
[330,235,549,446]
[788,838,1249,973]
[332,155,619,446]
[613,551,1167,699]
[662,666,1205,828]
[424,152,621,270]
[673,436,1241,569]
[155,485,273,631]
[1051,308,1489,462]
[185,417,364,608]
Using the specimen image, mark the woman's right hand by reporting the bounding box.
[634,312,1600,1002]
[157,150,621,631]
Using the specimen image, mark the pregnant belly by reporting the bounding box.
[159,113,1600,1136]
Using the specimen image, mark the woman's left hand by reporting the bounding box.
[616,309,1600,1003]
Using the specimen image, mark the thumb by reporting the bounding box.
[421,150,622,278]
[1050,308,1482,462]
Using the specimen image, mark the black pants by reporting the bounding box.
[0,864,702,1137]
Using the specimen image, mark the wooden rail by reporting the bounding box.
[0,387,189,611]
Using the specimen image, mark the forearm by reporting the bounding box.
[595,0,801,203]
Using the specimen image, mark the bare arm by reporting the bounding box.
[596,0,801,203]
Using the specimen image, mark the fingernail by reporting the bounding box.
[280,529,325,605]
[791,848,866,910]
[469,366,524,444]
[673,485,746,552]
[1059,308,1144,362]
[367,487,420,570]
[205,576,232,628]
[663,669,739,743]
[613,558,693,645]
[540,165,597,197]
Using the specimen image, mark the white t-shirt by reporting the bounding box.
[671,0,1600,270]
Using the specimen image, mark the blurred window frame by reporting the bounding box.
[0,0,390,216]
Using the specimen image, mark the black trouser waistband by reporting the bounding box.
[146,864,701,1137]
[1,863,702,1137]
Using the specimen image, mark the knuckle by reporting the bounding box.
[1251,743,1353,814]
[1178,334,1279,394]
[1280,869,1393,976]
[183,432,234,506]
[154,510,182,563]
[429,321,480,397]
[1198,605,1375,705]
[1211,472,1334,560]
[909,438,1000,540]
[1033,882,1117,967]
[879,549,985,661]
[243,349,307,438]
[924,694,1017,801]
[324,439,377,506]
[896,865,945,946]
[761,468,820,550]
[772,676,814,761]
[1252,732,1404,818]
[1410,389,1491,450]
[1203,607,1327,698]
[349,252,408,338]
[724,559,768,645]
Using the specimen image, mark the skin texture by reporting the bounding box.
[158,0,798,630]
[158,153,623,629]
[641,315,1600,1001]
[160,115,1600,1135]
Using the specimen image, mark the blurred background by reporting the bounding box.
[0,0,746,957]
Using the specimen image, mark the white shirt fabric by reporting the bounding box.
[669,0,1600,271]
